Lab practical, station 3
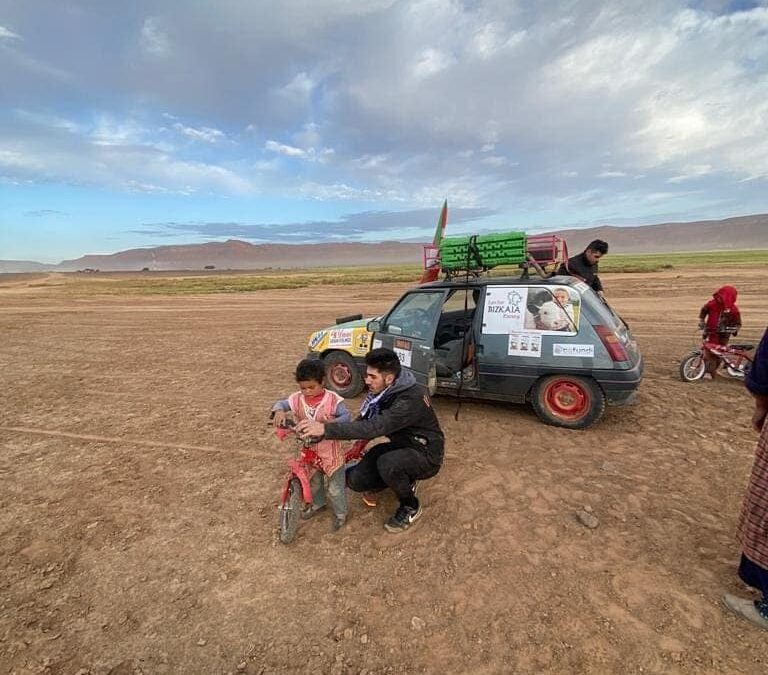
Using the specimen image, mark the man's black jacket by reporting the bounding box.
[557,252,603,293]
[323,370,444,465]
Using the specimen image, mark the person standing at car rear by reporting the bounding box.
[296,348,444,534]
[722,326,768,631]
[557,239,608,298]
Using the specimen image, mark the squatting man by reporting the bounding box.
[297,347,444,533]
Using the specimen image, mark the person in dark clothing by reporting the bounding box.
[723,326,768,630]
[297,348,444,534]
[557,239,608,298]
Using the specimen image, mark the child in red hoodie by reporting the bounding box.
[699,285,742,378]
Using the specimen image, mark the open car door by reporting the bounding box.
[367,289,448,393]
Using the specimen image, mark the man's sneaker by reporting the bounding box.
[722,593,768,631]
[384,503,422,533]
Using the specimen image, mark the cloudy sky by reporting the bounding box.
[1,0,767,262]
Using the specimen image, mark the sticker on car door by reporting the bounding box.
[552,343,594,357]
[508,333,542,357]
[393,338,413,367]
[483,286,579,335]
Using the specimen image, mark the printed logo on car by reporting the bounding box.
[552,343,594,358]
[328,328,354,347]
[308,330,327,350]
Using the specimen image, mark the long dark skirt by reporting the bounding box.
[738,553,768,598]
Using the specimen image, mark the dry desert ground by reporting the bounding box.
[2,267,768,674]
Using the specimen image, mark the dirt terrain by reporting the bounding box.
[1,267,768,674]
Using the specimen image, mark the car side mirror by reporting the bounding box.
[367,319,381,333]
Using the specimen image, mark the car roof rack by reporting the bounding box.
[422,232,568,281]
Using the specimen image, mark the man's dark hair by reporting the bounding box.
[587,239,608,255]
[365,347,402,377]
[294,358,326,383]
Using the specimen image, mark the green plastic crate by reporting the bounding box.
[439,231,527,269]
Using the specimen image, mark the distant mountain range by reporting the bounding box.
[2,213,767,273]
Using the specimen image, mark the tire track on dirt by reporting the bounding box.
[0,425,251,456]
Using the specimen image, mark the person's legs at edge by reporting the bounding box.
[325,467,348,531]
[723,555,768,629]
[301,470,327,520]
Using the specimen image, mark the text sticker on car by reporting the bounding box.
[552,343,594,358]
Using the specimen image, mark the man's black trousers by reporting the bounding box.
[346,441,440,508]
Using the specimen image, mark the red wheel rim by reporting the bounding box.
[329,363,352,387]
[544,379,590,420]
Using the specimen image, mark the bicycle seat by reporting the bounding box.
[730,343,754,351]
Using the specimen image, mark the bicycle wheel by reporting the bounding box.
[279,477,302,544]
[679,351,705,382]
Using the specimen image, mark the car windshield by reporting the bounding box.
[384,291,444,339]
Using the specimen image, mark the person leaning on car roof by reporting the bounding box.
[557,239,608,299]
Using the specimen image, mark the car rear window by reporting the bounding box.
[580,287,623,330]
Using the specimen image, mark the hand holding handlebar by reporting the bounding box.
[296,418,326,442]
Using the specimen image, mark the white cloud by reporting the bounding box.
[481,155,509,167]
[2,0,768,221]
[668,164,713,183]
[412,48,456,79]
[0,112,250,196]
[140,17,170,57]
[173,123,226,143]
[277,72,315,99]
[0,25,21,40]
[0,149,44,171]
[264,136,334,163]
[265,140,307,157]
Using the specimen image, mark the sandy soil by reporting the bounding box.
[1,267,768,675]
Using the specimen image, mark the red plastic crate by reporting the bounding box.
[526,234,568,266]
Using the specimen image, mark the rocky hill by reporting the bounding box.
[2,213,767,272]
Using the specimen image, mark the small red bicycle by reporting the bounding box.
[275,418,366,544]
[679,328,754,382]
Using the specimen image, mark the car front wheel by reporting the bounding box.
[532,375,605,429]
[323,351,364,398]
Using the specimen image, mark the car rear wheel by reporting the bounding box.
[324,351,364,398]
[532,375,605,429]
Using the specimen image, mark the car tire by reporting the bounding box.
[532,374,605,429]
[324,351,364,398]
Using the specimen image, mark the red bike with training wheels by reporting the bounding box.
[275,418,366,543]
[679,328,754,382]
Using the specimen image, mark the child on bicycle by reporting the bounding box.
[272,359,352,531]
[699,285,742,378]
